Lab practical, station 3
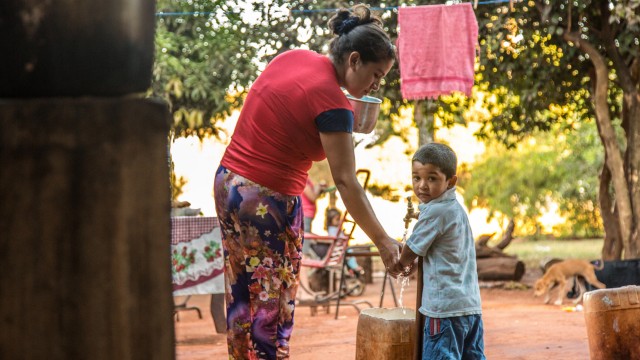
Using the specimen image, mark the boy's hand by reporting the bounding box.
[389,261,405,278]
[400,258,419,277]
[390,257,418,278]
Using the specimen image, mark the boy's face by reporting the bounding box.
[412,161,457,204]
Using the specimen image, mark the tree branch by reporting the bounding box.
[599,1,636,94]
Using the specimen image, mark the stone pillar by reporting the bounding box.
[0,98,174,360]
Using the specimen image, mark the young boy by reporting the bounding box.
[393,143,485,359]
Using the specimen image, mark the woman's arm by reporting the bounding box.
[319,131,401,275]
[303,181,319,202]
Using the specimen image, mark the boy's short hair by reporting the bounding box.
[412,143,457,179]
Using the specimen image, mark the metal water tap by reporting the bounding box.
[403,196,415,230]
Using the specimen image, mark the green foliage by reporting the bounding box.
[471,4,593,146]
[169,157,187,201]
[551,120,604,237]
[367,183,402,202]
[151,0,260,138]
[151,0,478,142]
[472,1,639,149]
[612,0,640,33]
[459,120,604,237]
[150,0,488,142]
[150,0,632,144]
[459,139,560,228]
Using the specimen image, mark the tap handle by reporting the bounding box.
[404,196,415,229]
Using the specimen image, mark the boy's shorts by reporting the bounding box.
[423,314,485,360]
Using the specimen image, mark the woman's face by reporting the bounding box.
[343,52,394,99]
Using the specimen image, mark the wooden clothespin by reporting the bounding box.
[474,0,478,9]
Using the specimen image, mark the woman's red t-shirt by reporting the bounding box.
[221,50,352,195]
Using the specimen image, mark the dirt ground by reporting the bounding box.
[174,269,590,360]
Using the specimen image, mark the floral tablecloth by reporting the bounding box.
[171,216,225,296]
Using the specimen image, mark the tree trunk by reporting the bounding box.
[563,31,635,259]
[414,100,434,146]
[623,96,640,257]
[599,164,623,260]
[603,4,640,258]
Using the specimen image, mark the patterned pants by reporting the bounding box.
[213,165,303,360]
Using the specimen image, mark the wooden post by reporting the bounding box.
[0,98,174,360]
[414,258,424,360]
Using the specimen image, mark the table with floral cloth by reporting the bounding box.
[171,216,224,295]
[171,216,226,332]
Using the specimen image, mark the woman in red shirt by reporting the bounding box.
[214,4,400,359]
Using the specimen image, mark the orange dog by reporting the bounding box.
[534,259,605,305]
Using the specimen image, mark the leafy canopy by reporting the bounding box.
[459,120,603,237]
[152,0,261,138]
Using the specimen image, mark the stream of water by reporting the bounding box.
[396,229,410,314]
[396,275,410,314]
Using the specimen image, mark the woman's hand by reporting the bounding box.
[378,237,402,277]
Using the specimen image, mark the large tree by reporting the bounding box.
[468,1,639,260]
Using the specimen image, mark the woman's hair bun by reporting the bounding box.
[329,4,376,36]
[336,16,360,35]
[327,4,393,65]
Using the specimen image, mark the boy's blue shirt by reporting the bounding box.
[406,187,482,318]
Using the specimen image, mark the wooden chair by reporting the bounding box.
[300,205,361,290]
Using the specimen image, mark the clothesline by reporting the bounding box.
[290,0,514,14]
[156,0,517,17]
[156,12,216,17]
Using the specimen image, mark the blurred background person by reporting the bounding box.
[302,177,329,233]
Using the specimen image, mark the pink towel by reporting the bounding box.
[398,3,478,100]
